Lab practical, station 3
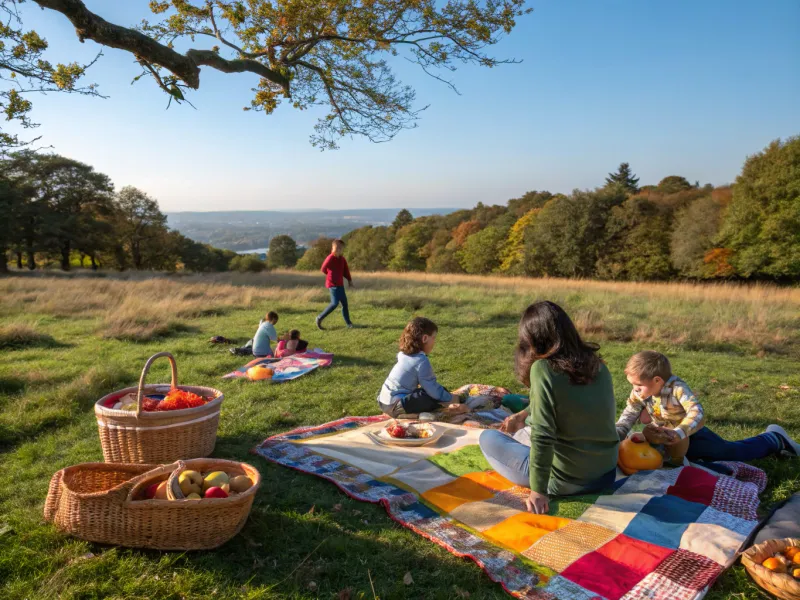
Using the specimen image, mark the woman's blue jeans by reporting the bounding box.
[318,286,351,325]
[478,429,615,496]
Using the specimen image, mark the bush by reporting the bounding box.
[230,254,267,273]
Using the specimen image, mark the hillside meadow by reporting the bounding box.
[1,271,798,599]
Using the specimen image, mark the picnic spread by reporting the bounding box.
[254,415,771,600]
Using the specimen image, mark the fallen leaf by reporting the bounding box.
[779,385,791,390]
[0,524,13,537]
[710,378,718,383]
[307,505,316,515]
[281,411,294,419]
[737,384,749,389]
[403,572,414,586]
[337,588,353,600]
[454,587,470,598]
[307,581,318,591]
[352,510,362,516]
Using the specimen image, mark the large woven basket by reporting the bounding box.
[95,352,223,463]
[741,537,800,600]
[44,458,260,550]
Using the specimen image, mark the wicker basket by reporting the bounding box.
[44,458,260,550]
[94,352,223,463]
[741,537,800,600]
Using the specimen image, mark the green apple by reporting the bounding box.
[186,493,201,500]
[202,471,229,491]
[178,470,203,496]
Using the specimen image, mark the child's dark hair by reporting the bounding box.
[265,311,279,322]
[333,239,345,247]
[283,329,301,342]
[399,317,438,355]
[515,301,601,386]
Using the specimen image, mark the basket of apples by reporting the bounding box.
[44,458,260,551]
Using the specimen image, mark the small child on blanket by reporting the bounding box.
[616,350,799,464]
[377,317,469,418]
[275,329,309,358]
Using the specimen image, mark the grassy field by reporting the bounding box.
[1,270,798,600]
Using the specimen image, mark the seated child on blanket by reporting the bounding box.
[230,311,279,357]
[275,329,309,358]
[377,317,468,418]
[617,350,799,463]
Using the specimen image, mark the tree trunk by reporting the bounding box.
[27,249,36,270]
[90,253,98,270]
[61,241,71,271]
[132,240,142,269]
[16,251,23,269]
[0,249,8,273]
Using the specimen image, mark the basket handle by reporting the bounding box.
[136,352,178,416]
[122,460,184,504]
[43,469,65,523]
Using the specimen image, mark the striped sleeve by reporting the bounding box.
[671,383,705,439]
[616,391,645,440]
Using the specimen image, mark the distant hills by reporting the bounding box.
[166,208,455,252]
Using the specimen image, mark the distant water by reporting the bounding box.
[237,248,268,254]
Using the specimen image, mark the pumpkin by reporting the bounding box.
[247,366,274,381]
[618,438,663,475]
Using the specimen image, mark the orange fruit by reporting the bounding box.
[785,546,800,560]
[793,567,800,579]
[762,557,788,573]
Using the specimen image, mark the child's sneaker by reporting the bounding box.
[766,424,799,456]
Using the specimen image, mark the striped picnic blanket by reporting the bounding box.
[254,416,766,599]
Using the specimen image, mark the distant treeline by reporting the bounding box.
[298,136,800,282]
[3,135,797,280]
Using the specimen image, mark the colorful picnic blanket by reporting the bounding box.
[254,416,767,600]
[223,351,333,382]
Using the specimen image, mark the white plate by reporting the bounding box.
[371,423,445,447]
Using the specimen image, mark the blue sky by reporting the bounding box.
[13,0,800,211]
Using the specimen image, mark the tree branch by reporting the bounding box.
[31,0,290,93]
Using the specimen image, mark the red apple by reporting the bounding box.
[144,483,159,499]
[204,486,229,499]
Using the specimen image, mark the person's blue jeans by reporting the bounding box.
[318,286,351,325]
[686,427,782,462]
[478,429,615,496]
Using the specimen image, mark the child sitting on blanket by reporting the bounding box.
[377,317,468,418]
[275,330,309,358]
[230,311,279,357]
[617,350,799,464]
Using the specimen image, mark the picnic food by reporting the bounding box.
[108,389,211,412]
[139,469,253,501]
[247,365,274,381]
[618,437,663,475]
[762,556,788,573]
[202,471,230,491]
[230,475,254,493]
[385,421,434,439]
[204,486,229,499]
[178,470,203,496]
[786,546,800,560]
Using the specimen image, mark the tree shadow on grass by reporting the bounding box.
[73,481,506,599]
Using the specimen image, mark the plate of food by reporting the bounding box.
[370,421,444,447]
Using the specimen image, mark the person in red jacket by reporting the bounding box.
[316,239,354,329]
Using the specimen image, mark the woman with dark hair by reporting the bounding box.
[479,301,619,514]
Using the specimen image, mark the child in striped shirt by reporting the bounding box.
[616,351,798,464]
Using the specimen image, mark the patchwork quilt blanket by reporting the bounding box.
[223,351,333,382]
[253,416,766,600]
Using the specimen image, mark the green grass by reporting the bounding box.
[0,272,798,599]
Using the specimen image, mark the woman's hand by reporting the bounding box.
[500,410,528,435]
[526,490,550,514]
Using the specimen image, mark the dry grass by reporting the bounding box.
[0,323,57,350]
[0,271,797,354]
